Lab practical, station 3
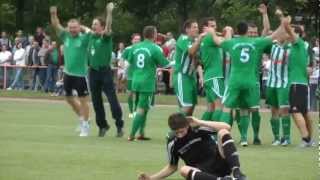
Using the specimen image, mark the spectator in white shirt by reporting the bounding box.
[0,45,12,87]
[7,42,26,90]
[0,45,12,65]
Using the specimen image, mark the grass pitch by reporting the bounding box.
[0,98,318,180]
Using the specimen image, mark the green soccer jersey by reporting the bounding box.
[267,42,290,88]
[174,34,196,77]
[128,39,170,93]
[221,36,272,86]
[200,34,224,81]
[122,46,133,80]
[288,38,309,85]
[58,30,90,77]
[88,34,112,70]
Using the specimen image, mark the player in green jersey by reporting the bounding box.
[128,26,173,141]
[238,4,271,145]
[173,19,206,116]
[50,6,91,137]
[266,41,291,146]
[122,33,141,118]
[263,9,292,146]
[210,15,287,145]
[199,17,231,122]
[282,16,315,147]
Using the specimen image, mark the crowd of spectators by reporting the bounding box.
[0,28,318,111]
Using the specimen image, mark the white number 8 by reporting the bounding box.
[240,48,250,63]
[137,53,145,68]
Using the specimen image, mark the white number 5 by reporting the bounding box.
[240,48,250,63]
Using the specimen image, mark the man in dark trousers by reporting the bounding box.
[87,2,124,137]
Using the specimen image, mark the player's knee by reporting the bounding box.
[179,166,192,177]
[218,129,230,140]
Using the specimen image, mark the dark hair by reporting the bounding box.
[168,113,189,130]
[143,26,157,39]
[247,22,257,28]
[68,18,80,24]
[292,25,303,37]
[237,21,248,35]
[131,33,141,40]
[183,19,197,33]
[94,17,106,27]
[201,17,216,27]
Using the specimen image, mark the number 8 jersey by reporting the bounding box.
[128,39,171,93]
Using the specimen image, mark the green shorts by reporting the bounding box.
[127,79,132,91]
[222,84,260,109]
[204,78,225,103]
[136,92,153,110]
[173,73,197,107]
[266,87,289,108]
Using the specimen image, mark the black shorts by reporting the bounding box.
[63,73,89,97]
[289,84,308,114]
[199,147,231,177]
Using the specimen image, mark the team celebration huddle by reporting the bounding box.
[45,2,317,180]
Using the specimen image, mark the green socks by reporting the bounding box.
[211,109,222,122]
[139,111,149,136]
[240,115,249,142]
[281,116,291,141]
[134,92,140,112]
[235,109,241,132]
[201,111,212,121]
[220,112,232,125]
[270,118,280,141]
[130,113,145,137]
[251,111,261,140]
[128,95,134,114]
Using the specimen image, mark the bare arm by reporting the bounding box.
[197,65,204,88]
[138,164,178,180]
[268,8,290,42]
[258,4,270,36]
[187,116,231,131]
[104,2,114,35]
[188,32,206,57]
[208,26,232,46]
[282,16,298,42]
[49,6,64,32]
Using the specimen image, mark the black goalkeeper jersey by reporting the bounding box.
[166,127,218,169]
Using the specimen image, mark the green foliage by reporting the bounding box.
[0,0,318,42]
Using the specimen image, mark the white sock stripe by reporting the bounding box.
[222,139,234,146]
[232,166,240,170]
[232,152,239,156]
[191,170,197,180]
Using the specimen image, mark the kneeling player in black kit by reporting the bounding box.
[138,113,246,180]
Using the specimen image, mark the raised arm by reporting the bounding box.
[138,164,178,180]
[282,16,298,42]
[208,26,232,46]
[49,6,64,32]
[187,116,231,131]
[188,32,206,57]
[104,2,114,35]
[258,3,270,36]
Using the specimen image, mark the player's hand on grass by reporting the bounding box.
[138,173,151,180]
